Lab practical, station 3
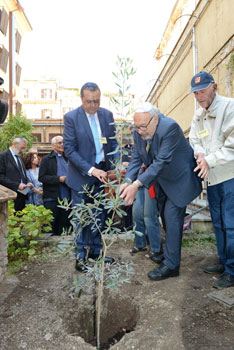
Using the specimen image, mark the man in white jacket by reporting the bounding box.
[189,71,234,289]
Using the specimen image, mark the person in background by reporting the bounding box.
[189,71,234,289]
[0,137,33,211]
[39,136,71,236]
[63,82,118,272]
[130,165,163,263]
[120,102,202,281]
[121,136,134,231]
[23,152,43,206]
[28,147,38,155]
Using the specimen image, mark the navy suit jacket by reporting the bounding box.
[63,106,118,191]
[0,149,28,192]
[126,114,202,208]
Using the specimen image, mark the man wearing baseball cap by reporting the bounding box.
[189,71,234,288]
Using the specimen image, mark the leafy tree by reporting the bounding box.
[0,113,36,152]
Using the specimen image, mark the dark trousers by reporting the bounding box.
[72,162,106,260]
[157,186,186,270]
[44,199,71,236]
[14,193,26,212]
[207,178,234,275]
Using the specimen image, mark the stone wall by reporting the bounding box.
[0,186,16,283]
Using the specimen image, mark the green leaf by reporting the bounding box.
[28,248,36,256]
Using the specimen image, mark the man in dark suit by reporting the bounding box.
[63,82,118,271]
[39,135,71,236]
[0,137,33,211]
[120,102,202,281]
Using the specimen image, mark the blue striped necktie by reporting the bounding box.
[90,115,102,164]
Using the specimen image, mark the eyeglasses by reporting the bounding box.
[135,116,153,131]
[85,99,100,104]
[56,141,63,145]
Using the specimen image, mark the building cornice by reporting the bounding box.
[3,0,32,31]
[154,0,189,60]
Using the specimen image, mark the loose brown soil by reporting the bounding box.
[0,236,234,350]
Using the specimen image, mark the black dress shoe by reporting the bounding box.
[148,263,179,281]
[104,256,115,264]
[90,254,115,264]
[204,263,224,274]
[150,252,164,264]
[75,260,88,273]
[213,272,234,289]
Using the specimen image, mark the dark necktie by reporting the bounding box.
[15,155,27,184]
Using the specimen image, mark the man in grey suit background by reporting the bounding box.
[63,82,118,272]
[120,102,202,281]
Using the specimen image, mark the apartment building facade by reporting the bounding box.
[0,0,31,116]
[147,0,234,136]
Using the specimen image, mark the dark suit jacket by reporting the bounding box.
[39,151,70,199]
[0,149,28,192]
[63,106,118,191]
[126,114,202,208]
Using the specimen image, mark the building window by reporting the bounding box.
[32,133,41,142]
[41,109,52,119]
[62,107,73,115]
[15,63,22,86]
[23,88,29,99]
[0,8,9,36]
[15,30,22,53]
[41,89,52,99]
[49,134,62,143]
[0,46,9,73]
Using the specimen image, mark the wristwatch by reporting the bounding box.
[133,180,141,188]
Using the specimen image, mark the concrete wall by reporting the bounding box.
[148,0,234,135]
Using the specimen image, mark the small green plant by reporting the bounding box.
[7,201,53,261]
[182,230,216,247]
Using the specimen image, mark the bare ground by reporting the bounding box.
[0,235,234,350]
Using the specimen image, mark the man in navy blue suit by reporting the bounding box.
[120,102,202,281]
[63,82,118,272]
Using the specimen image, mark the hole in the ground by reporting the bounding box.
[62,293,139,349]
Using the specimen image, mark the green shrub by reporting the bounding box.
[8,201,53,261]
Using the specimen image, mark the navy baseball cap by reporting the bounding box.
[190,71,215,93]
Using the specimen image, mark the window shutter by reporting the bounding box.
[0,46,9,73]
[0,8,9,36]
[50,89,52,98]
[15,101,22,115]
[15,63,22,86]
[41,89,44,98]
[0,89,9,101]
[15,30,22,53]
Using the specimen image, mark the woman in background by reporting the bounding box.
[23,152,43,205]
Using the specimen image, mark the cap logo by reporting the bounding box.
[195,77,200,84]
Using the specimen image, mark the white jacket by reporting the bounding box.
[189,93,234,186]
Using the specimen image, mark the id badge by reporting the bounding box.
[100,137,107,144]
[197,129,209,139]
